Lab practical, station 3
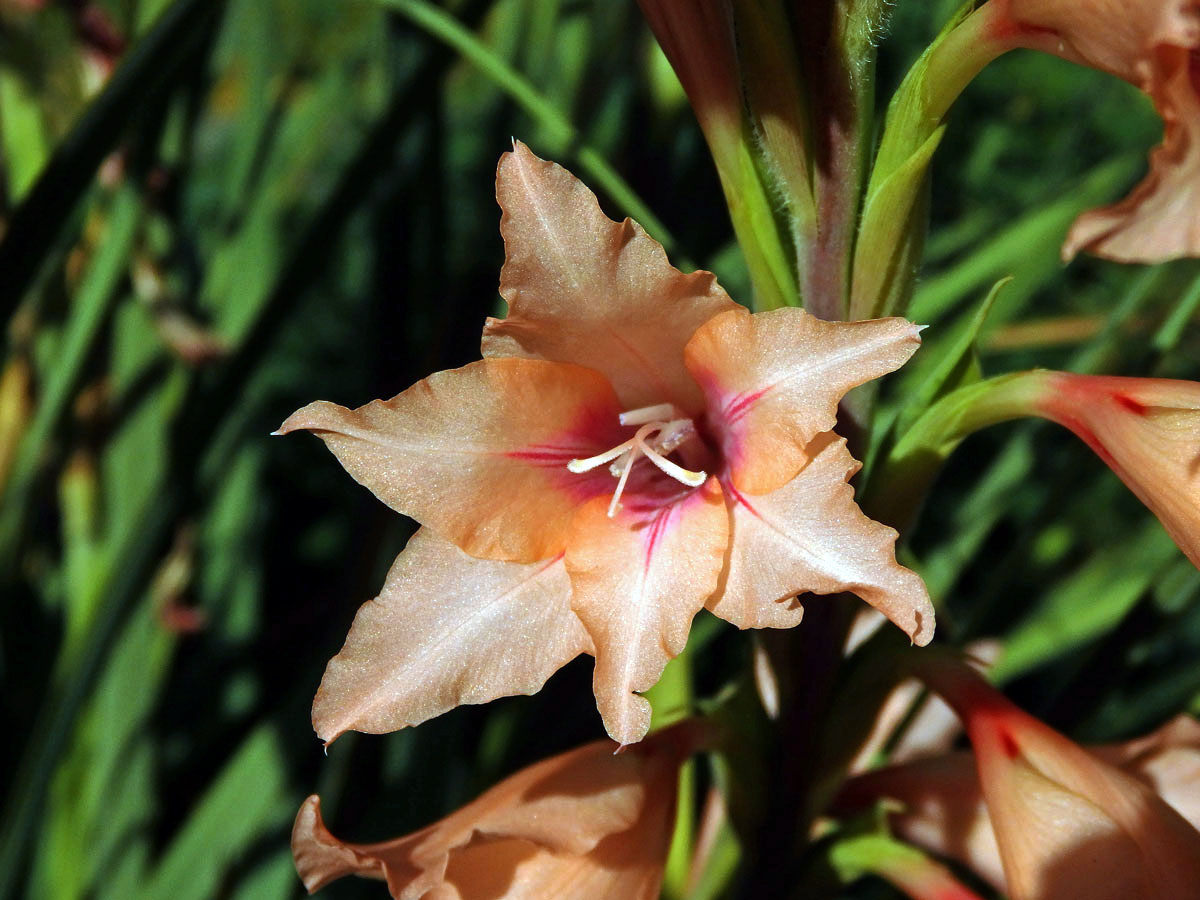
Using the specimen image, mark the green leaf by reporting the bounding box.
[993,521,1180,683]
[141,727,291,900]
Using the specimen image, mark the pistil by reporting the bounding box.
[568,404,707,517]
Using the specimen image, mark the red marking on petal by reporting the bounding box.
[642,508,672,576]
[987,0,1058,44]
[722,387,768,427]
[506,444,590,466]
[1114,393,1149,416]
[723,478,763,521]
[998,728,1021,759]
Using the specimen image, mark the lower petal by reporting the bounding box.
[710,433,934,644]
[566,478,729,745]
[313,529,590,743]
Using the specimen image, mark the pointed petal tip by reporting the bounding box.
[274,400,346,437]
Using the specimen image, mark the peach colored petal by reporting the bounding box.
[840,715,1200,898]
[277,358,624,563]
[848,641,1002,773]
[1004,0,1200,81]
[293,726,697,898]
[684,307,922,495]
[837,753,1007,893]
[996,0,1200,262]
[1093,715,1200,830]
[311,529,590,744]
[1036,373,1200,568]
[483,141,739,413]
[928,665,1200,900]
[1063,48,1200,261]
[566,478,729,745]
[710,434,934,644]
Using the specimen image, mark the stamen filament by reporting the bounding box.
[568,408,708,518]
[640,442,707,487]
[607,445,637,517]
[568,438,637,473]
[618,402,677,426]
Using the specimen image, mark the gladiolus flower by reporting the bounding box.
[984,0,1200,262]
[279,142,932,745]
[1032,372,1200,569]
[291,722,703,899]
[837,662,1200,900]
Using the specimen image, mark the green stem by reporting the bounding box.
[646,637,695,900]
[866,370,1054,533]
[850,0,1015,320]
[376,0,679,254]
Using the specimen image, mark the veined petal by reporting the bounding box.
[277,358,624,562]
[684,307,921,495]
[312,529,590,744]
[710,434,934,644]
[566,478,729,745]
[484,141,739,413]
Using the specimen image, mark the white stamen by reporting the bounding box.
[568,409,708,518]
[618,402,677,426]
[567,438,636,473]
[655,419,696,455]
[640,441,707,487]
[606,423,658,516]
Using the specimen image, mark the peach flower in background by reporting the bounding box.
[292,722,704,899]
[1032,373,1200,568]
[985,0,1200,262]
[279,142,932,745]
[838,661,1200,900]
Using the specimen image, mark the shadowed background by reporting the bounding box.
[1,0,1197,897]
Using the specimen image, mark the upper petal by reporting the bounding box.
[484,141,739,413]
[565,478,729,745]
[709,433,934,643]
[684,307,922,495]
[277,358,624,562]
[311,529,590,744]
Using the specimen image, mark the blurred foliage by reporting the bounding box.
[0,1,1197,898]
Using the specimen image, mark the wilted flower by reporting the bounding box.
[838,661,1200,900]
[291,722,704,899]
[1032,372,1200,568]
[983,0,1200,261]
[279,142,932,745]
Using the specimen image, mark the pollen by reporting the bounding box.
[568,403,707,517]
